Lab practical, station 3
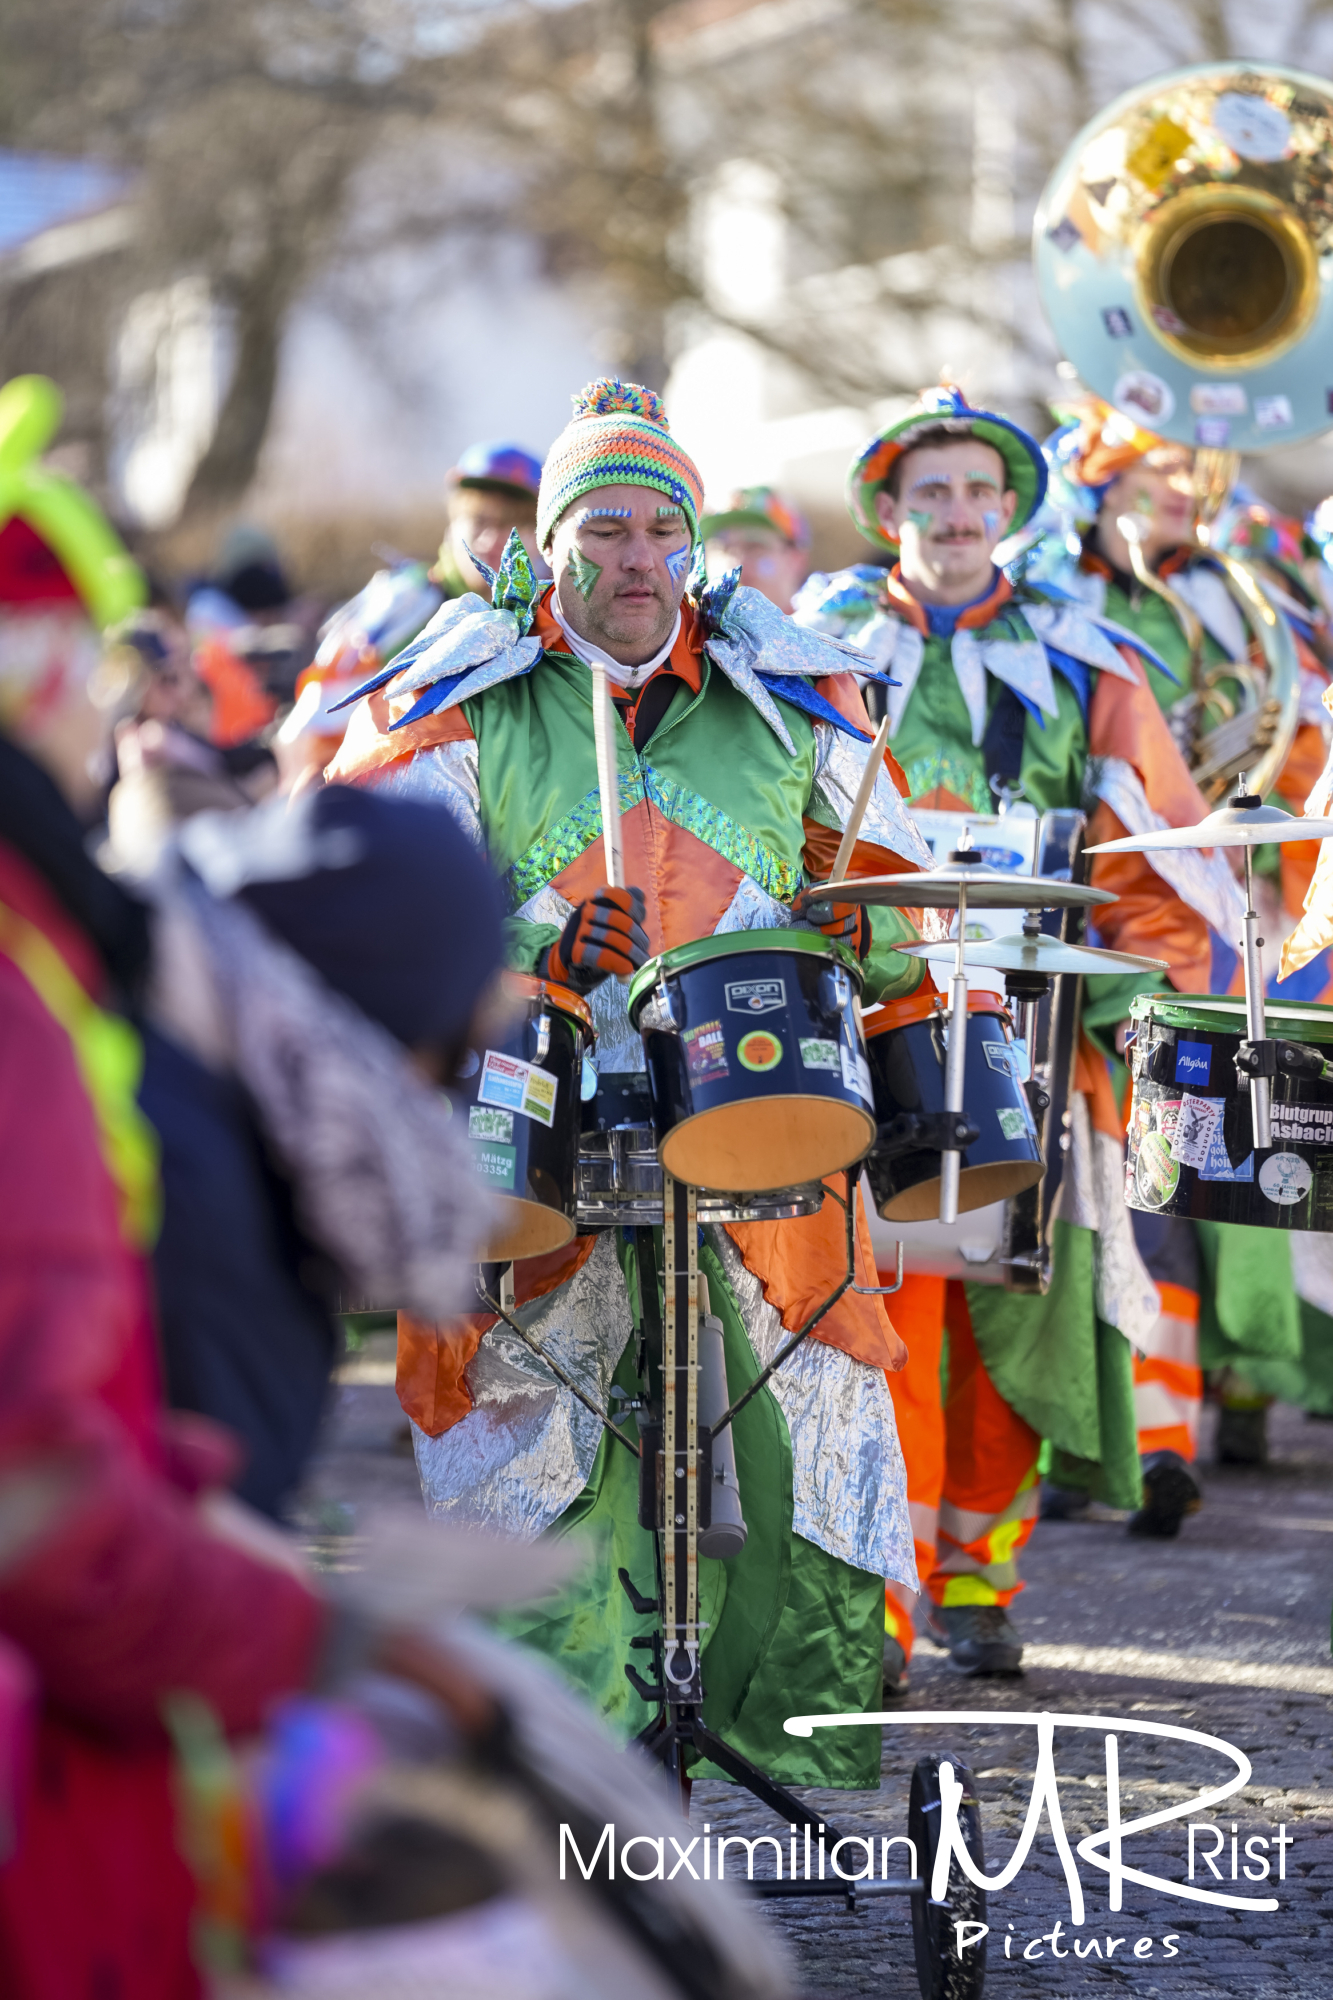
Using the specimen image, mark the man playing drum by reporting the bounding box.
[329,377,934,1787]
[1050,405,1329,1471]
[795,387,1244,1683]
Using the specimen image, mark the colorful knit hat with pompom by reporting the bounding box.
[536,378,705,553]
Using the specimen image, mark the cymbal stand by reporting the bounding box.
[1237,779,1272,1149]
[621,1171,920,1918]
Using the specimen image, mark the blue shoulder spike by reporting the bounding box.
[386,671,472,732]
[328,659,405,713]
[1090,615,1179,683]
[755,672,875,741]
[1042,645,1090,722]
[697,562,742,636]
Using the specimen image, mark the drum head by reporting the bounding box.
[658,1095,876,1192]
[875,1155,1044,1224]
[480,1195,576,1264]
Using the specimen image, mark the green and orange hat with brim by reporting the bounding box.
[846,386,1048,551]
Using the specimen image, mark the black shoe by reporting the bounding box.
[929,1604,1023,1676]
[1217,1405,1269,1466]
[882,1635,910,1698]
[1127,1450,1202,1538]
[1040,1480,1091,1522]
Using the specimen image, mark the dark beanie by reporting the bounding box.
[233,785,504,1050]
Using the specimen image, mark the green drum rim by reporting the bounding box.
[628,927,862,1019]
[1129,991,1333,1041]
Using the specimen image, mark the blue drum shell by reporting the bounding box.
[630,936,876,1193]
[460,986,588,1261]
[863,994,1043,1223]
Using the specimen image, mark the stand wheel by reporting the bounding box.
[908,1752,986,2000]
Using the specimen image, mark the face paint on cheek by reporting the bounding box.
[566,544,603,600]
[664,543,691,586]
[907,509,933,531]
[983,510,999,537]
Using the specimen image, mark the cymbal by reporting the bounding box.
[810,867,1119,911]
[1086,801,1333,854]
[894,933,1168,976]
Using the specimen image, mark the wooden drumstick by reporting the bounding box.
[590,661,624,889]
[827,710,893,887]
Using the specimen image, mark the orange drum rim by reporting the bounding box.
[864,986,1011,1036]
[501,969,596,1034]
[480,1195,577,1264]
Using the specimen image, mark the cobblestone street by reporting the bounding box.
[306,1351,1333,1999]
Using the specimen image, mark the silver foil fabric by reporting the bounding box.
[1089,754,1245,944]
[708,1229,917,1589]
[1056,1092,1159,1356]
[377,739,485,849]
[412,1231,634,1538]
[809,721,935,869]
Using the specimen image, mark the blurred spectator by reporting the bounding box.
[0,372,146,817]
[0,639,506,1996]
[137,784,505,1517]
[105,610,279,871]
[187,525,322,745]
[435,442,545,597]
[700,484,812,611]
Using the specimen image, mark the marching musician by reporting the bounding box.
[329,378,933,1789]
[700,484,813,612]
[1051,408,1328,1474]
[794,387,1244,1686]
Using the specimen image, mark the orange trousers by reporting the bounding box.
[1132,1279,1202,1463]
[883,1273,1041,1662]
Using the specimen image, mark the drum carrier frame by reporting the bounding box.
[478,1174,988,2000]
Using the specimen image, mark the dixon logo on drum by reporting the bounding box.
[725,979,786,1015]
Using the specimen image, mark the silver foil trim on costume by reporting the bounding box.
[810,722,935,869]
[1090,755,1246,944]
[1056,1094,1159,1356]
[412,1231,634,1539]
[1170,564,1249,662]
[714,875,793,935]
[707,1229,917,1589]
[375,739,485,849]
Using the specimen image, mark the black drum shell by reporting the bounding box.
[632,941,875,1192]
[460,989,589,1261]
[1125,1003,1333,1231]
[864,998,1043,1222]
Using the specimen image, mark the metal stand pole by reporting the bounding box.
[1241,838,1271,1149]
[940,880,968,1225]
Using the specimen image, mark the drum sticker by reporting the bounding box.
[472,1140,517,1191]
[478,1050,557,1127]
[684,1019,728,1081]
[1259,1152,1313,1206]
[1135,1130,1179,1208]
[738,1029,783,1073]
[840,1044,873,1103]
[1198,1123,1253,1182]
[469,1105,514,1143]
[1271,1102,1333,1144]
[799,1037,841,1071]
[1173,1040,1211,1087]
[1170,1092,1223,1170]
[997,1107,1031,1141]
[725,978,786,1015]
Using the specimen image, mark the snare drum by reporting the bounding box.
[460,975,593,1262]
[1126,993,1333,1231]
[863,988,1043,1223]
[628,932,876,1192]
[576,1073,824,1225]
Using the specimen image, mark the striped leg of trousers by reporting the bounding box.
[1133,1279,1202,1462]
